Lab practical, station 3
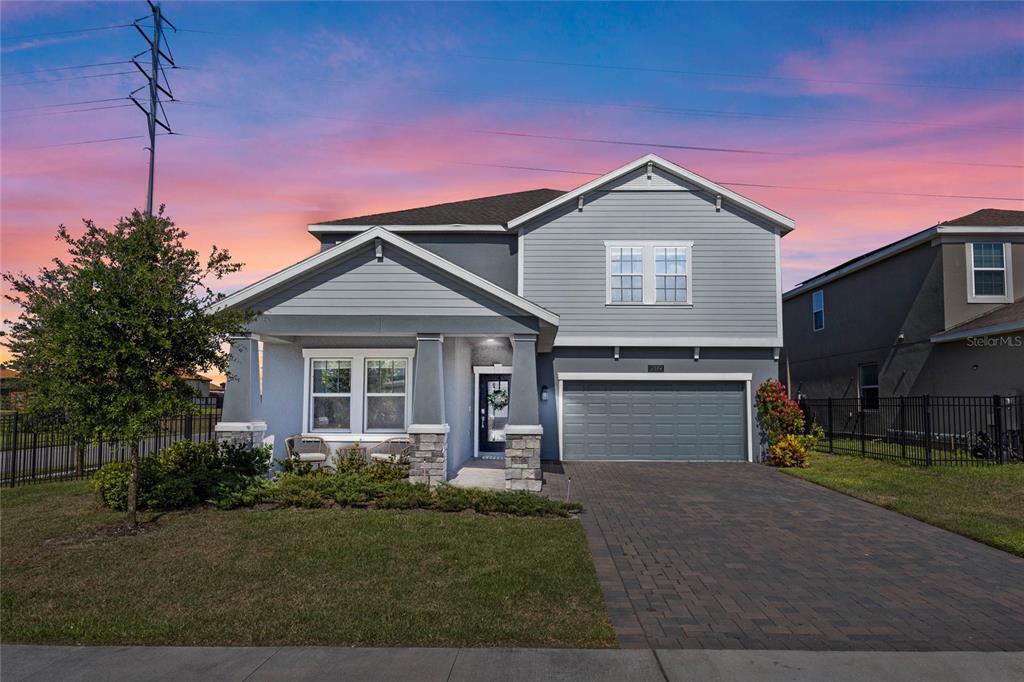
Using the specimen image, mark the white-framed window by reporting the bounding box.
[302,349,415,435]
[364,358,408,431]
[605,241,693,305]
[655,246,688,303]
[609,246,644,303]
[967,242,1012,303]
[812,290,824,331]
[310,359,352,430]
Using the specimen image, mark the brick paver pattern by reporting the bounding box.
[544,462,1024,651]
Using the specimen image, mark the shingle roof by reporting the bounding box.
[943,298,1024,334]
[787,209,1024,297]
[317,188,566,227]
[940,209,1024,227]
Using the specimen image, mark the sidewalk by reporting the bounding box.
[3,645,1023,681]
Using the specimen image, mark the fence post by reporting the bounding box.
[899,396,906,460]
[923,395,933,467]
[827,397,834,453]
[859,406,866,457]
[184,413,194,442]
[993,394,1004,465]
[8,412,18,487]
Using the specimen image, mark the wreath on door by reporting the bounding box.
[487,388,510,410]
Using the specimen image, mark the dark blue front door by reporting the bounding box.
[478,373,510,455]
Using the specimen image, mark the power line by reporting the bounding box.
[3,60,132,75]
[3,103,134,119]
[459,54,1024,94]
[459,162,1024,202]
[2,24,132,41]
[20,131,176,150]
[1,97,127,112]
[4,70,137,85]
[475,129,785,155]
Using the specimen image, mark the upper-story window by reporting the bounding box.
[967,242,1012,303]
[812,290,825,331]
[606,241,692,305]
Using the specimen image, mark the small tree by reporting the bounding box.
[3,209,252,525]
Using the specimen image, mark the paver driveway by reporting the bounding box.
[547,462,1024,651]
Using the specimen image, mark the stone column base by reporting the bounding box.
[408,426,448,488]
[214,421,267,449]
[505,429,542,492]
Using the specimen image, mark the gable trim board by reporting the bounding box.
[308,224,506,234]
[506,154,795,234]
[213,226,560,328]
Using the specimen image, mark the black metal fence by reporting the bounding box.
[0,398,222,486]
[801,395,1023,466]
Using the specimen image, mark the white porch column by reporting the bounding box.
[505,333,542,492]
[215,335,266,447]
[408,334,448,487]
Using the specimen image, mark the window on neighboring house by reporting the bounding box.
[812,290,824,331]
[968,243,1011,303]
[606,241,693,305]
[311,359,352,430]
[655,247,688,302]
[859,363,879,411]
[365,358,408,431]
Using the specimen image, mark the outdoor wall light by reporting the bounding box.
[540,385,549,401]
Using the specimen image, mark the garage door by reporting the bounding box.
[561,380,747,461]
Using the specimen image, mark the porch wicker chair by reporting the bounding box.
[284,435,331,470]
[368,436,413,463]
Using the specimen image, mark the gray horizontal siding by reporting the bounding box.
[252,244,522,318]
[522,175,780,338]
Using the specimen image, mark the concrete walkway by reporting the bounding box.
[3,645,1023,681]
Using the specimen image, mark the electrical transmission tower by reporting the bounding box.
[129,0,177,214]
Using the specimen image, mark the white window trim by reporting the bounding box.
[301,348,415,437]
[604,240,693,306]
[812,289,825,332]
[966,242,1013,304]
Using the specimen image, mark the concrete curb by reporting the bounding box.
[3,645,1023,682]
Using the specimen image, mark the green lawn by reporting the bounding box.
[783,453,1024,557]
[0,481,614,647]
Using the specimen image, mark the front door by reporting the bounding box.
[478,373,511,455]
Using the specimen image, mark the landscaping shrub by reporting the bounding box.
[90,457,163,511]
[91,441,272,511]
[766,434,812,468]
[93,443,577,517]
[755,379,822,468]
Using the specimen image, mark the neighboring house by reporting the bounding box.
[782,209,1024,402]
[213,154,793,489]
[1,368,27,410]
[181,373,212,399]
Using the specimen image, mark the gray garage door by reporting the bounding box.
[562,380,747,461]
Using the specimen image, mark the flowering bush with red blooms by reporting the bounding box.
[755,379,821,467]
[755,379,804,443]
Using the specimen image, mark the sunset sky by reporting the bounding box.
[3,1,1023,312]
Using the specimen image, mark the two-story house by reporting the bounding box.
[782,209,1024,403]
[213,154,793,490]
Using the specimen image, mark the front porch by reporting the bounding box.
[217,331,546,491]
